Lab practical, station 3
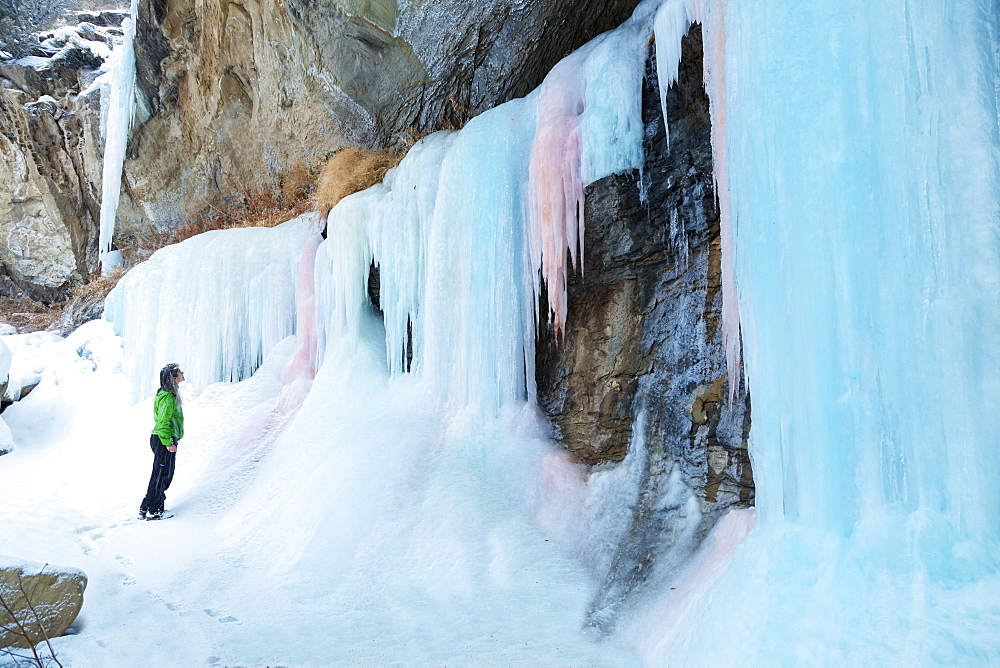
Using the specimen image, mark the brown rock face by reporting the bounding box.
[2,2,647,299]
[0,558,87,649]
[0,2,645,299]
[0,36,112,302]
[119,0,646,229]
[535,25,753,631]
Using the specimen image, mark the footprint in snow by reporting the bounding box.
[204,609,239,624]
[73,524,101,535]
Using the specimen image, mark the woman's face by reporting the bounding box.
[174,370,186,384]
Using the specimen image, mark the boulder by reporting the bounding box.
[0,557,87,649]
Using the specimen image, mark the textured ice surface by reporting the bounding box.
[104,215,318,400]
[639,0,1000,663]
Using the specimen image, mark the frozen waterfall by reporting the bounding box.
[104,216,319,400]
[634,0,1000,664]
[95,0,1000,662]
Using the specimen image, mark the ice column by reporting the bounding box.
[317,101,541,413]
[725,0,1000,566]
[97,0,138,273]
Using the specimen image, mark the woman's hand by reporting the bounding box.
[167,444,177,453]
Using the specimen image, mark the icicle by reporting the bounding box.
[104,216,315,400]
[528,54,587,337]
[652,0,694,146]
[281,228,325,386]
[527,12,651,337]
[700,0,742,399]
[96,0,138,274]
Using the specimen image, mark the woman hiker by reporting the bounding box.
[139,363,185,520]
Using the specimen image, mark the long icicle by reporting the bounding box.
[97,0,138,274]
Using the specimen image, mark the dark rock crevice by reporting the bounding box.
[534,24,753,631]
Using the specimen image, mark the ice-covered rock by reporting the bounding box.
[535,23,751,632]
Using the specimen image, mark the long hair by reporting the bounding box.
[159,363,182,405]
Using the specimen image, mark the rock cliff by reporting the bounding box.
[3,1,645,299]
[535,26,753,630]
[120,0,647,230]
[0,17,121,302]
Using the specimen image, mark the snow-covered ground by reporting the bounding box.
[0,320,641,665]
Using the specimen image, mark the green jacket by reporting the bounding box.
[152,389,184,446]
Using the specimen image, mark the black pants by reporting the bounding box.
[140,434,176,515]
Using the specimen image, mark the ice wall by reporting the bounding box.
[104,216,317,400]
[638,0,1000,662]
[316,6,660,411]
[729,0,1000,571]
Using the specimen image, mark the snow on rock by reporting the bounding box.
[0,336,12,453]
[0,420,13,456]
[0,331,62,404]
[0,338,11,381]
[0,556,88,650]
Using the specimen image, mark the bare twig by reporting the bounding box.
[15,566,62,668]
[0,587,44,666]
[0,565,63,668]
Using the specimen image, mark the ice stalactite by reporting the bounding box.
[96,0,138,274]
[104,216,318,400]
[317,108,538,413]
[528,8,652,335]
[527,56,586,337]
